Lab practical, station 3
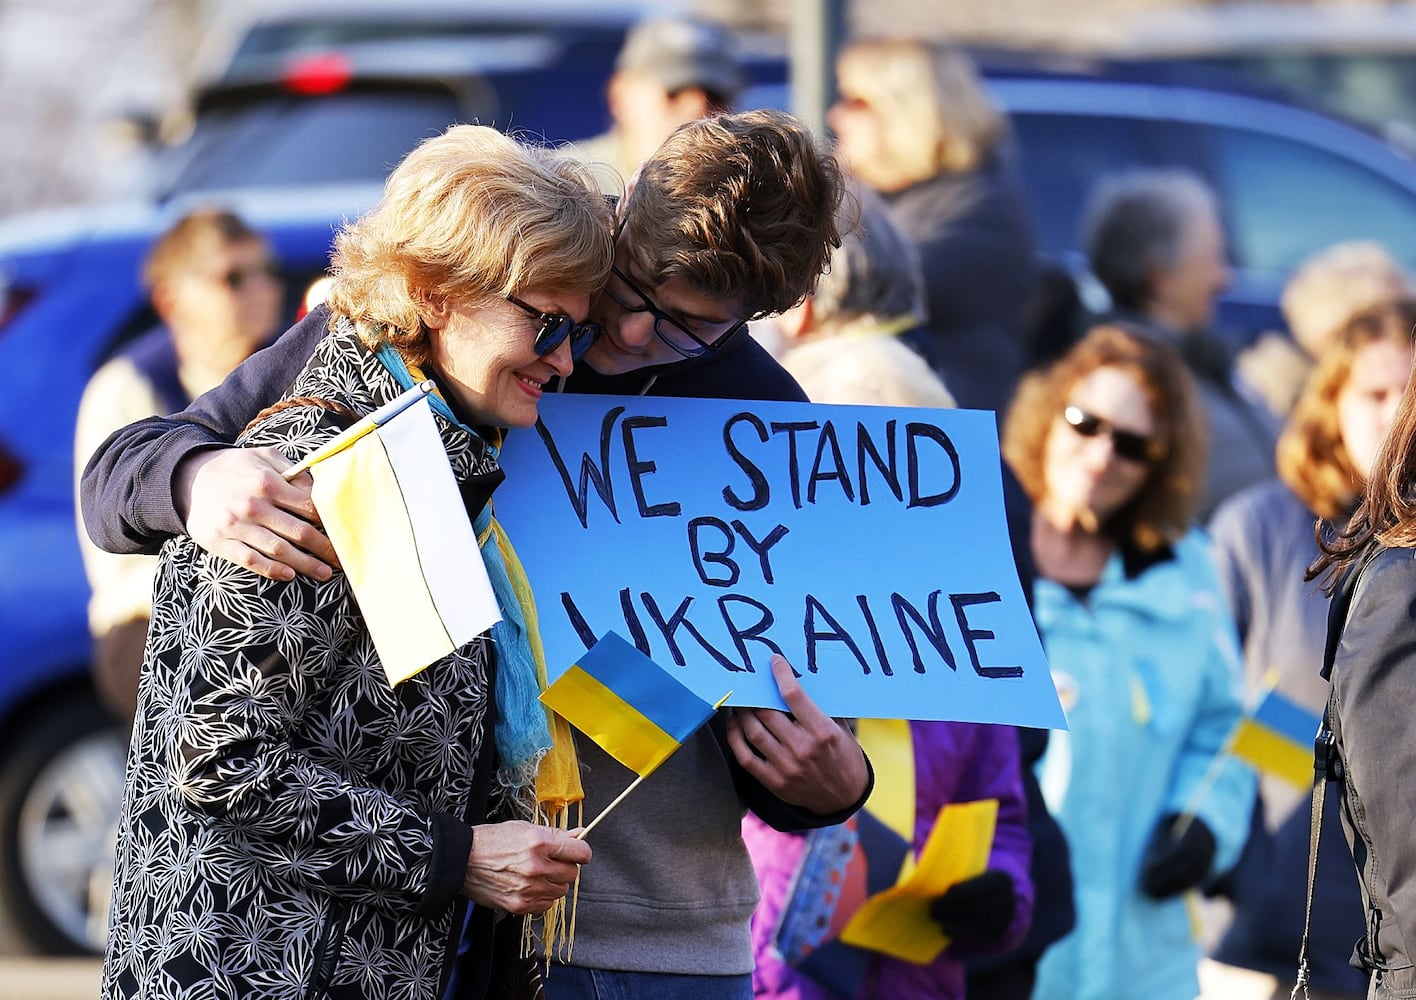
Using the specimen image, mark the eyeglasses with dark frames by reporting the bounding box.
[1062,405,1157,464]
[603,265,746,359]
[504,294,602,362]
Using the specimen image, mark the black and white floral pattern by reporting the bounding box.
[103,328,501,1000]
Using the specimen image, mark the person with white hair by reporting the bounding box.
[770,183,945,406]
[1084,168,1280,517]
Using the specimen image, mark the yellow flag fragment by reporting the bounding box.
[839,798,999,965]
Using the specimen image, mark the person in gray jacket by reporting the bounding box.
[1083,169,1280,518]
[1207,301,1416,999]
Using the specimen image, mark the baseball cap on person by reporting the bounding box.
[615,17,744,101]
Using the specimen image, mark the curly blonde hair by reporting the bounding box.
[326,124,615,365]
[1003,325,1206,551]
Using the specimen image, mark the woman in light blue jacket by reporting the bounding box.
[1002,326,1255,1000]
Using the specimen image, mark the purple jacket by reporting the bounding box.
[745,721,1034,1000]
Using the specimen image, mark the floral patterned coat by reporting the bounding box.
[102,326,503,1000]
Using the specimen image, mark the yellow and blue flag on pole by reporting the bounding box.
[1229,684,1321,788]
[541,632,723,777]
[291,382,502,686]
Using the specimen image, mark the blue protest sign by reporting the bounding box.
[496,395,1064,729]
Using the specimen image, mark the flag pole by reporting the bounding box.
[573,690,733,841]
[1172,668,1285,839]
[1169,751,1232,841]
[575,774,647,840]
[282,381,434,481]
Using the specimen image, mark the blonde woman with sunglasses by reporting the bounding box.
[101,124,612,1000]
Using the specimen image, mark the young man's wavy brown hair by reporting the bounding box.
[620,109,844,319]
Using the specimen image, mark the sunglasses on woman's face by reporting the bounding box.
[1062,404,1155,463]
[505,294,602,362]
[217,260,281,292]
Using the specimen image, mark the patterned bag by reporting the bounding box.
[771,811,909,998]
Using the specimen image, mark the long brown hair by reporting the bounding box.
[1310,303,1416,588]
[1280,298,1416,521]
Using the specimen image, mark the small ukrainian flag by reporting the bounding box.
[295,382,502,686]
[541,632,724,778]
[1229,683,1321,789]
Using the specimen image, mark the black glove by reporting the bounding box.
[928,869,1016,943]
[1139,813,1216,899]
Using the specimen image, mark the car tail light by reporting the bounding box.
[0,438,22,496]
[0,284,35,337]
[0,284,34,496]
[284,53,353,96]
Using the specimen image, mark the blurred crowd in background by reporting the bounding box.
[6,3,1416,999]
[739,27,1394,1000]
[4,0,1412,218]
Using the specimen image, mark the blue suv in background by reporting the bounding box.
[0,184,383,954]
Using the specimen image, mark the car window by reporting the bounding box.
[467,66,613,141]
[152,91,466,195]
[1007,113,1155,258]
[216,24,624,145]
[1203,125,1416,274]
[1161,53,1416,140]
[228,21,624,76]
[152,69,617,199]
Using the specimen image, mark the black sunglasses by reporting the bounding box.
[505,294,602,362]
[1062,405,1156,463]
[220,260,281,292]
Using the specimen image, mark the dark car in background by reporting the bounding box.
[1084,2,1416,151]
[143,0,788,200]
[148,15,625,198]
[980,62,1416,341]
